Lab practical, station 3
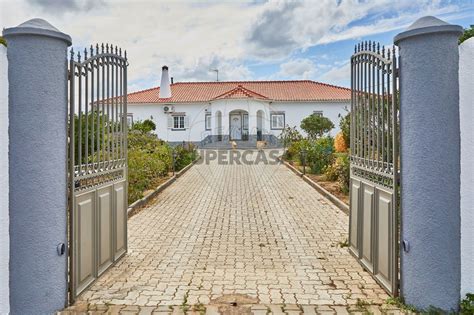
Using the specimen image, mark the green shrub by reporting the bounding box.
[280,126,303,159]
[306,137,334,174]
[334,154,350,193]
[300,114,334,139]
[461,293,474,314]
[173,142,197,171]
[324,163,339,181]
[127,132,172,204]
[287,138,311,162]
[132,119,156,134]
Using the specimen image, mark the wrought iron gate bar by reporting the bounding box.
[349,40,399,296]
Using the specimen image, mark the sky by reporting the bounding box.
[0,0,473,93]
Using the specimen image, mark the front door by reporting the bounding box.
[230,114,242,140]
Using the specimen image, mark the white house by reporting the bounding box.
[128,66,351,147]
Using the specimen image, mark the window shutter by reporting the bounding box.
[167,115,173,129]
[184,116,190,129]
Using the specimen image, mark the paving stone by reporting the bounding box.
[60,151,398,313]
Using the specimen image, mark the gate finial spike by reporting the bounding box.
[101,43,104,53]
[84,48,87,60]
[77,50,81,62]
[387,47,391,60]
[354,45,357,53]
[106,43,109,53]
[377,43,380,53]
[90,45,94,57]
[124,50,127,60]
[115,46,118,54]
[96,43,99,54]
[382,45,385,58]
[70,48,74,61]
[357,43,360,52]
[364,41,367,50]
[119,48,122,57]
[369,41,372,51]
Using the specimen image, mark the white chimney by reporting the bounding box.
[159,65,171,98]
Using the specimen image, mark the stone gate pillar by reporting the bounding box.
[394,16,463,311]
[3,18,71,314]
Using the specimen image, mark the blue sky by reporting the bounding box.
[1,0,473,91]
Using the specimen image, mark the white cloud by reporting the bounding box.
[277,58,317,79]
[318,62,351,87]
[0,0,466,90]
[245,0,462,59]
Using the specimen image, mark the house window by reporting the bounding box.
[205,113,211,130]
[313,111,323,117]
[243,114,249,130]
[173,115,185,129]
[270,113,285,130]
[127,113,133,127]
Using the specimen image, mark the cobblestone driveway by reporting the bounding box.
[67,150,395,314]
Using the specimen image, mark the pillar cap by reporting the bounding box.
[3,18,71,46]
[394,16,462,45]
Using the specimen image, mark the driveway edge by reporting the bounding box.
[279,157,349,215]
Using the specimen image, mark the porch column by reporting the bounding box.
[248,110,258,142]
[395,16,462,311]
[3,18,72,314]
[222,110,230,142]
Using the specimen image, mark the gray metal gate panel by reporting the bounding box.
[68,44,128,302]
[349,41,399,296]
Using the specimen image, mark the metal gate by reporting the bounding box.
[349,41,399,295]
[68,44,128,301]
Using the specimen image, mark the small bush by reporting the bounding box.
[300,114,334,139]
[306,137,334,174]
[461,293,474,314]
[127,132,172,204]
[173,142,197,171]
[287,138,311,162]
[132,119,156,134]
[334,132,347,153]
[334,154,350,193]
[324,163,339,181]
[339,111,350,149]
[280,126,303,159]
[323,153,350,193]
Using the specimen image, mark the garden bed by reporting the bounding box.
[306,174,349,205]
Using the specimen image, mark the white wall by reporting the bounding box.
[0,44,10,314]
[130,102,207,142]
[129,99,349,142]
[460,38,474,298]
[269,101,348,137]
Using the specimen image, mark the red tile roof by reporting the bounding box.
[128,80,351,104]
[212,85,269,100]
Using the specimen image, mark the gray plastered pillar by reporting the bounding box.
[394,16,463,311]
[3,19,71,315]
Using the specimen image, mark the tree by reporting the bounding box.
[132,119,156,134]
[300,114,334,139]
[459,25,474,45]
[0,36,6,47]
